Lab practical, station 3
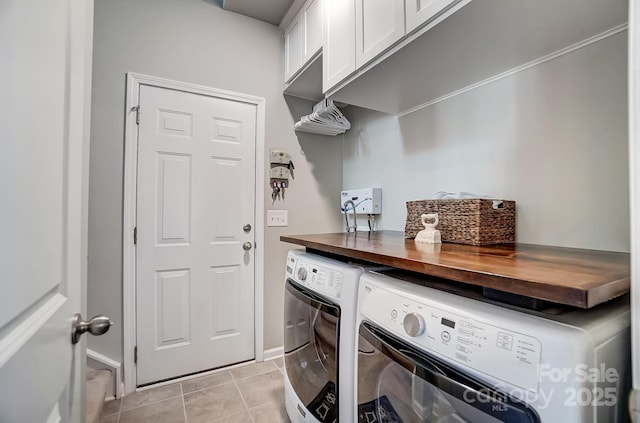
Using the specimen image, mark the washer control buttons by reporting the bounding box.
[441,331,451,342]
[391,309,398,319]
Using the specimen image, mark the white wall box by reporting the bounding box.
[322,0,357,93]
[355,0,406,68]
[328,0,626,115]
[406,0,461,34]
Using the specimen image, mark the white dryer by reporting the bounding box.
[283,250,373,423]
[355,271,631,423]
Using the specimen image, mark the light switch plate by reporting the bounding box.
[267,210,288,227]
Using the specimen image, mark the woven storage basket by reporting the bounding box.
[405,199,515,245]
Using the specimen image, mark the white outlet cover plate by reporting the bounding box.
[267,209,288,227]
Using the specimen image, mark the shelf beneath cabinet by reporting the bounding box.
[283,53,323,102]
[280,231,630,309]
[327,0,628,115]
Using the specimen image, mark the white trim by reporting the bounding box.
[397,24,628,117]
[122,73,266,394]
[122,73,139,395]
[263,346,284,361]
[629,0,640,393]
[254,90,266,363]
[46,403,61,423]
[279,0,306,31]
[87,348,123,399]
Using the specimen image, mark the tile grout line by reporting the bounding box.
[180,383,188,423]
[245,399,284,411]
[101,400,123,422]
[113,361,283,422]
[234,379,256,423]
[230,362,279,382]
[181,378,235,396]
[120,383,187,413]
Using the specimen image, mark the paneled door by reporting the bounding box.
[0,0,93,421]
[136,85,257,385]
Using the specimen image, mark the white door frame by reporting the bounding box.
[630,0,640,413]
[122,73,266,394]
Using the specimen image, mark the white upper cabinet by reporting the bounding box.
[355,0,406,68]
[323,0,356,93]
[406,0,459,33]
[302,0,323,64]
[284,17,302,82]
[285,0,324,84]
[312,0,626,114]
[329,0,626,114]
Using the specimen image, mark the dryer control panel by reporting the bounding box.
[286,254,343,299]
[360,281,542,393]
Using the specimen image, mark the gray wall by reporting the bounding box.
[88,0,343,362]
[343,32,630,252]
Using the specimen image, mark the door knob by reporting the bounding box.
[71,313,113,344]
[243,242,253,251]
[243,223,252,233]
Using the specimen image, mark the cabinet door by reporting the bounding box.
[406,0,457,33]
[355,0,405,68]
[302,0,323,65]
[323,0,356,93]
[284,16,302,82]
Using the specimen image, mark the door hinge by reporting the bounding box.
[131,105,140,125]
[133,227,137,245]
[134,346,138,364]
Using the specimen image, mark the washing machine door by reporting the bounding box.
[357,322,540,423]
[284,279,340,423]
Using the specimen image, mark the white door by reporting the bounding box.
[0,0,93,422]
[136,85,257,385]
[355,0,406,68]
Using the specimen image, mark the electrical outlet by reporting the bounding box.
[267,210,288,227]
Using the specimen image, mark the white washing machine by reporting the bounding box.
[355,271,631,423]
[283,250,375,423]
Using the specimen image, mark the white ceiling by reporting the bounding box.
[222,0,294,26]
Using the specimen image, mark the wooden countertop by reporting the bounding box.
[280,231,630,309]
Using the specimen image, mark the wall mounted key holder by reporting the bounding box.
[269,147,294,203]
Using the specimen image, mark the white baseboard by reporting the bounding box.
[263,346,284,361]
[87,349,123,399]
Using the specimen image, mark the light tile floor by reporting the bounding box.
[101,358,290,423]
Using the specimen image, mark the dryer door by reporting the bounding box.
[357,322,541,423]
[284,279,340,423]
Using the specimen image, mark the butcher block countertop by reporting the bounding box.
[280,231,630,309]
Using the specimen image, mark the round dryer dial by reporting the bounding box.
[403,312,426,337]
[297,267,308,281]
